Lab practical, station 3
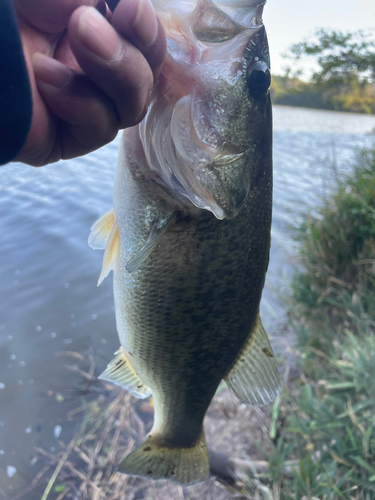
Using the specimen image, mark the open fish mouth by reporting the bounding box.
[139,0,268,220]
[140,88,250,219]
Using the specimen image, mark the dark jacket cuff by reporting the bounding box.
[0,0,32,165]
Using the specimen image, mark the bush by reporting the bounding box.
[292,145,375,329]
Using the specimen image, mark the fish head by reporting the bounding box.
[140,0,272,219]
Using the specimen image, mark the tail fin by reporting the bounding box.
[118,430,209,485]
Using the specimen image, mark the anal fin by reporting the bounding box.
[224,314,280,406]
[99,347,151,399]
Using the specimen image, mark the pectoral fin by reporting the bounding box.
[225,315,280,406]
[99,347,151,399]
[125,214,177,273]
[88,208,115,250]
[97,222,120,286]
[88,208,120,286]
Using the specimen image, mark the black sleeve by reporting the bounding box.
[0,0,32,166]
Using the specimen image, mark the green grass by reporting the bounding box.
[261,311,375,500]
[249,144,375,499]
[292,145,375,328]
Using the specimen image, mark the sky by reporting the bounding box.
[264,0,375,76]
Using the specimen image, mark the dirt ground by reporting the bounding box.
[125,388,273,500]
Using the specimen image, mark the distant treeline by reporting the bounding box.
[272,28,375,114]
[271,74,375,114]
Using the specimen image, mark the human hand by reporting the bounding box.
[14,0,166,166]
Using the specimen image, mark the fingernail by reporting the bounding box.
[78,6,122,61]
[133,0,158,47]
[31,53,73,88]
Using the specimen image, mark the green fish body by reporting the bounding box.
[89,0,279,485]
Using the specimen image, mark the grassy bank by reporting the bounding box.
[271,75,375,115]
[251,145,375,499]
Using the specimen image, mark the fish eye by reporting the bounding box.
[247,61,271,98]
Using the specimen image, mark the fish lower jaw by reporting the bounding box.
[139,88,251,221]
[142,140,226,219]
[139,91,229,218]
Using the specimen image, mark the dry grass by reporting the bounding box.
[16,383,142,499]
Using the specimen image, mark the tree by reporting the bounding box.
[285,28,375,90]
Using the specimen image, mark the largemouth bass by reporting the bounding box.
[89,0,279,485]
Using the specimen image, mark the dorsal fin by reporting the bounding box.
[99,347,152,399]
[224,314,280,406]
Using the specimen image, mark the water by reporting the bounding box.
[0,105,374,498]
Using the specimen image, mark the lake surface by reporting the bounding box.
[0,105,374,498]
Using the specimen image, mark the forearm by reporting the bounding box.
[0,0,32,165]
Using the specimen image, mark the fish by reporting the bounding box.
[89,0,279,486]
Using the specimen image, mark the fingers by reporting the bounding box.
[70,0,166,81]
[19,0,167,165]
[58,1,166,128]
[67,6,155,129]
[110,0,166,78]
[14,0,98,34]
[30,58,120,164]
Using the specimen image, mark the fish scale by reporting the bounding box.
[89,0,279,485]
